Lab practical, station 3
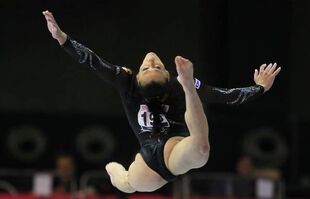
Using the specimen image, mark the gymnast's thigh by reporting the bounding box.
[128,153,167,192]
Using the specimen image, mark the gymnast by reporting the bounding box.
[43,10,281,193]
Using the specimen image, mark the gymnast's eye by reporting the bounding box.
[142,67,149,71]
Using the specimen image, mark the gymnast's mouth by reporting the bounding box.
[143,69,163,74]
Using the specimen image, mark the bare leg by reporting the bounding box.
[106,153,167,193]
[166,56,210,175]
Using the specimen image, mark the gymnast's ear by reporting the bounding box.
[164,69,170,80]
[136,72,140,80]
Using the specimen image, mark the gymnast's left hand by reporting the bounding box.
[254,63,281,92]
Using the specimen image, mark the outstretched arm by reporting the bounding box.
[201,63,281,105]
[42,10,131,86]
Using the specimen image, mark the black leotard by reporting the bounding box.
[62,36,264,181]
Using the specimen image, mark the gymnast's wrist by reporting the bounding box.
[57,31,68,45]
[256,84,266,93]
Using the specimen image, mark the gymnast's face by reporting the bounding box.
[136,52,170,87]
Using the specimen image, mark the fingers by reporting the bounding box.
[254,69,258,79]
[258,63,281,76]
[267,63,277,74]
[42,10,57,24]
[264,63,281,76]
[259,64,267,73]
[272,67,281,76]
[265,63,278,75]
[42,10,52,19]
[42,10,53,17]
[264,63,273,74]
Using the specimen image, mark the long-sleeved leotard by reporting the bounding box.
[62,36,264,106]
[61,36,265,181]
[204,85,264,105]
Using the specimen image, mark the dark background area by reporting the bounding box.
[1,0,310,196]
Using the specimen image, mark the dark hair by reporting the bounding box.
[139,80,170,134]
[138,80,169,103]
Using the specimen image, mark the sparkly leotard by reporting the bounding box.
[62,36,264,181]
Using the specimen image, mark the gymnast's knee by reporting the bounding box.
[192,140,210,167]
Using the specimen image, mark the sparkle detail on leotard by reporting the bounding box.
[70,39,114,71]
[212,86,262,105]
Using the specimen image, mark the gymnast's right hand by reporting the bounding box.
[42,10,67,45]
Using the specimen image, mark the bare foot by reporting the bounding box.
[175,56,195,91]
[105,162,125,186]
[105,162,135,193]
